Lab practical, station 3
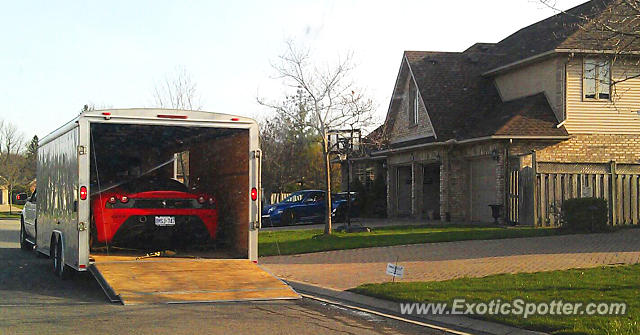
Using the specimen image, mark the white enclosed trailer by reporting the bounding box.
[35,109,298,304]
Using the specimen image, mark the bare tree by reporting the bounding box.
[152,67,202,186]
[0,120,26,214]
[260,42,374,234]
[153,67,201,110]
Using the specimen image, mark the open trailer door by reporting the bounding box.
[90,256,299,304]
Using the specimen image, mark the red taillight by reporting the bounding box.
[120,195,129,203]
[108,196,117,204]
[198,196,206,204]
[80,186,87,200]
[101,112,111,116]
[157,114,188,119]
[251,188,257,201]
[231,117,240,121]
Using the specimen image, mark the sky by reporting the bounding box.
[0,0,587,140]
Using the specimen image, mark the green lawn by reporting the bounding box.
[258,225,560,257]
[352,265,640,335]
[0,205,22,219]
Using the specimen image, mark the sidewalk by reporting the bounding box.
[261,229,640,290]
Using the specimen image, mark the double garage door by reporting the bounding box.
[470,158,497,222]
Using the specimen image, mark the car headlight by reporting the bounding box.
[268,207,275,213]
[276,209,283,214]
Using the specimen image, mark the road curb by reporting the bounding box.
[288,280,548,335]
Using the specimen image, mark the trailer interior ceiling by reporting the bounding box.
[90,123,250,258]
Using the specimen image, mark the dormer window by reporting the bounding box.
[408,82,419,124]
[583,58,610,100]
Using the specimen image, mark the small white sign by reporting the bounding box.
[386,263,404,278]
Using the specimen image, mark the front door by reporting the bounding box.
[397,166,412,216]
[422,164,440,219]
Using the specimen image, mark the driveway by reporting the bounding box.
[261,229,640,290]
[0,219,434,335]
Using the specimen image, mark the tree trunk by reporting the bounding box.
[322,131,332,235]
[8,184,12,215]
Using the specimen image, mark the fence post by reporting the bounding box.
[610,160,617,225]
[532,150,538,227]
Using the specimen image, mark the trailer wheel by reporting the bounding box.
[19,218,32,251]
[281,210,296,226]
[52,235,71,279]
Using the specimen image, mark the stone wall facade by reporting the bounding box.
[385,134,640,223]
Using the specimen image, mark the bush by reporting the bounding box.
[561,197,609,232]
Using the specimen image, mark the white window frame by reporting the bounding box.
[408,82,419,125]
[583,58,611,101]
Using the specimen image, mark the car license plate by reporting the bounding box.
[155,216,175,226]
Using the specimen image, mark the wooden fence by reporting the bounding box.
[532,158,640,227]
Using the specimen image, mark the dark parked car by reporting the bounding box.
[14,193,28,205]
[262,190,356,226]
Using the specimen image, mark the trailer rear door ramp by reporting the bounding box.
[90,257,300,305]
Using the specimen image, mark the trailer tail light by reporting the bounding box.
[157,114,188,119]
[120,196,129,203]
[251,187,257,201]
[108,196,117,204]
[80,186,87,200]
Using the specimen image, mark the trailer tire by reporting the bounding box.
[19,218,32,251]
[51,235,71,280]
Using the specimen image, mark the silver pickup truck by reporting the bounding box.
[19,190,37,251]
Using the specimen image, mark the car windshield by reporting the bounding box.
[281,192,306,203]
[119,177,189,193]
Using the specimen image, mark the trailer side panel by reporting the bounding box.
[36,126,80,268]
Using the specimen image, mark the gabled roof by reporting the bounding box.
[403,51,567,142]
[486,0,639,74]
[383,0,632,146]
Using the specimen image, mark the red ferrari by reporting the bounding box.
[90,176,218,247]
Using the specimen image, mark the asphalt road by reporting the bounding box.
[0,219,433,335]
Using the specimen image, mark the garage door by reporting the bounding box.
[470,158,497,222]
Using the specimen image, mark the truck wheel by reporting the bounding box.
[19,218,32,251]
[281,210,296,226]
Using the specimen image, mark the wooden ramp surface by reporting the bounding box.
[91,256,300,305]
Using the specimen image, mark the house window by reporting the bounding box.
[408,82,419,124]
[583,58,610,100]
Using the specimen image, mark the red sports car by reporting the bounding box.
[90,176,218,248]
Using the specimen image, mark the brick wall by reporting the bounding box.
[509,134,640,164]
[535,134,640,163]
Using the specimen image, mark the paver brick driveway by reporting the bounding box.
[261,230,640,290]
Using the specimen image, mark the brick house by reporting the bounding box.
[356,0,640,225]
